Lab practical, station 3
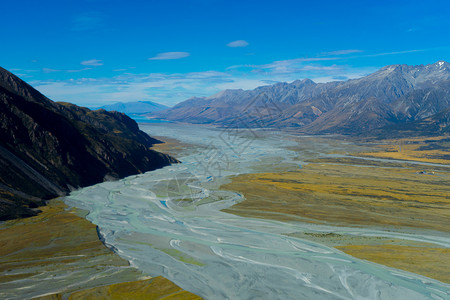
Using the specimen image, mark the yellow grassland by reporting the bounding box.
[222,138,450,283]
[337,243,450,283]
[223,163,449,231]
[354,136,450,164]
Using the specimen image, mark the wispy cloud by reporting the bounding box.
[407,28,419,32]
[72,12,105,31]
[233,48,428,77]
[31,70,234,107]
[301,65,341,71]
[227,40,249,48]
[248,57,342,76]
[31,47,428,107]
[31,62,375,108]
[315,48,425,60]
[81,59,103,66]
[67,67,92,73]
[43,68,61,73]
[149,52,190,60]
[41,59,102,74]
[259,56,340,67]
[320,49,363,56]
[355,49,424,58]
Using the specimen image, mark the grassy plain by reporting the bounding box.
[223,162,449,231]
[354,136,450,164]
[222,136,450,283]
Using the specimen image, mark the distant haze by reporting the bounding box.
[100,101,169,115]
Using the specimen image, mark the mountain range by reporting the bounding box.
[150,61,450,136]
[100,101,168,115]
[0,67,177,221]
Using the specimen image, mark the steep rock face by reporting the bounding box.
[0,67,177,220]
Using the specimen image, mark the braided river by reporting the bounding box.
[65,123,450,300]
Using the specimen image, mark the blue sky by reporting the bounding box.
[2,0,449,107]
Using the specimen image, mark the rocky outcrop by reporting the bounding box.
[0,67,178,221]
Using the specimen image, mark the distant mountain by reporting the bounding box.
[151,61,450,136]
[152,79,338,125]
[0,67,177,221]
[100,101,168,115]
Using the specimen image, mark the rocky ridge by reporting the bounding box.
[151,61,450,136]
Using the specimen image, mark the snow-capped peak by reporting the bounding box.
[433,60,448,69]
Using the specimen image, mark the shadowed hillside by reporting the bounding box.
[0,67,178,220]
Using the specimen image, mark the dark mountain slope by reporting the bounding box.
[0,67,177,220]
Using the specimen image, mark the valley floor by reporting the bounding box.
[3,126,447,299]
[222,136,450,283]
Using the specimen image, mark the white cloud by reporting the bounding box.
[227,40,249,48]
[321,49,363,56]
[356,49,424,58]
[42,68,61,73]
[214,78,268,91]
[42,66,93,74]
[31,70,231,107]
[301,65,341,71]
[149,52,190,60]
[31,62,376,108]
[67,67,92,73]
[234,49,428,79]
[36,48,421,107]
[81,59,103,66]
[248,57,342,76]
